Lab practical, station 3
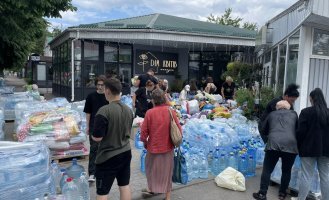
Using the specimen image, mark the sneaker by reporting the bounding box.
[253,192,267,200]
[279,192,287,200]
[290,198,298,200]
[88,175,96,182]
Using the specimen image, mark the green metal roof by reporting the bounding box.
[70,13,256,38]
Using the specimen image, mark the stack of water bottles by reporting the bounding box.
[180,117,265,181]
[0,92,35,121]
[51,158,90,200]
[0,108,4,140]
[271,157,321,197]
[0,141,54,199]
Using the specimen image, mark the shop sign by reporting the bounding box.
[30,55,40,61]
[135,50,178,75]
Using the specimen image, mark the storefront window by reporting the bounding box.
[189,53,200,60]
[286,30,300,87]
[84,63,98,87]
[189,61,199,80]
[105,63,118,78]
[84,41,99,61]
[265,51,271,63]
[313,29,329,56]
[277,41,287,94]
[74,40,81,60]
[74,61,81,87]
[119,64,132,84]
[119,46,132,63]
[271,48,278,88]
[104,45,117,62]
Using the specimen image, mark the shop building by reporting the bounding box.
[256,0,329,112]
[49,13,256,101]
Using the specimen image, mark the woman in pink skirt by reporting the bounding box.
[141,88,182,200]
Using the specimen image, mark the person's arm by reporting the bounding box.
[140,112,149,148]
[260,115,270,141]
[296,110,308,145]
[83,95,92,135]
[132,93,136,108]
[92,113,108,142]
[221,86,225,99]
[85,113,91,135]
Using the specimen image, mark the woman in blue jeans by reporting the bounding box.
[296,88,329,200]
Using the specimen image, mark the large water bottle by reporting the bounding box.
[78,172,90,200]
[256,147,265,168]
[62,177,79,200]
[227,152,238,170]
[207,150,213,172]
[50,162,62,193]
[192,157,199,179]
[60,173,69,192]
[238,155,248,176]
[218,154,227,173]
[247,155,256,177]
[66,158,85,180]
[199,158,208,179]
[135,129,144,149]
[211,156,220,176]
[140,149,147,173]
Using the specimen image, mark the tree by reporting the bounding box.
[207,8,258,31]
[0,0,76,70]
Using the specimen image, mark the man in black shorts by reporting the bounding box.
[92,78,134,200]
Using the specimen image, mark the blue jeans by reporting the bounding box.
[298,157,329,200]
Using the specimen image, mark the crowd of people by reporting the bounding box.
[254,84,329,200]
[82,70,329,200]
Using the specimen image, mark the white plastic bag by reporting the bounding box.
[214,167,246,191]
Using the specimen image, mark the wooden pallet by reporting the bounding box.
[52,153,89,163]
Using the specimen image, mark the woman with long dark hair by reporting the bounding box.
[296,88,329,200]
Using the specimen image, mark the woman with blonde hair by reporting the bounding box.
[221,76,236,100]
[141,88,182,200]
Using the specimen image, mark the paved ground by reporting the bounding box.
[2,76,291,200]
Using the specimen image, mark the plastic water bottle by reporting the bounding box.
[192,157,199,179]
[140,149,147,173]
[211,156,220,176]
[66,158,85,180]
[218,154,227,173]
[207,150,213,172]
[213,148,220,158]
[50,162,62,193]
[227,152,238,170]
[78,172,90,200]
[256,147,265,167]
[135,130,144,149]
[199,158,208,178]
[60,173,69,192]
[247,155,256,177]
[62,177,79,200]
[239,156,248,176]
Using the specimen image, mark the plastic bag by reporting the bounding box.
[214,167,246,191]
[172,149,188,184]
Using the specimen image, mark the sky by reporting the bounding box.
[47,0,299,31]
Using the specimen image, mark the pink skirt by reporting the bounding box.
[146,150,174,193]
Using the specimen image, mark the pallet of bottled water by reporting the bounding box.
[0,141,55,199]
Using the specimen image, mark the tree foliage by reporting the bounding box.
[0,0,76,70]
[207,8,258,31]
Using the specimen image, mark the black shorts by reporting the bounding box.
[95,150,132,195]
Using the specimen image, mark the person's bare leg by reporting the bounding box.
[165,191,171,200]
[119,185,131,200]
[96,195,108,200]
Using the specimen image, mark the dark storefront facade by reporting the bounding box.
[50,14,256,101]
